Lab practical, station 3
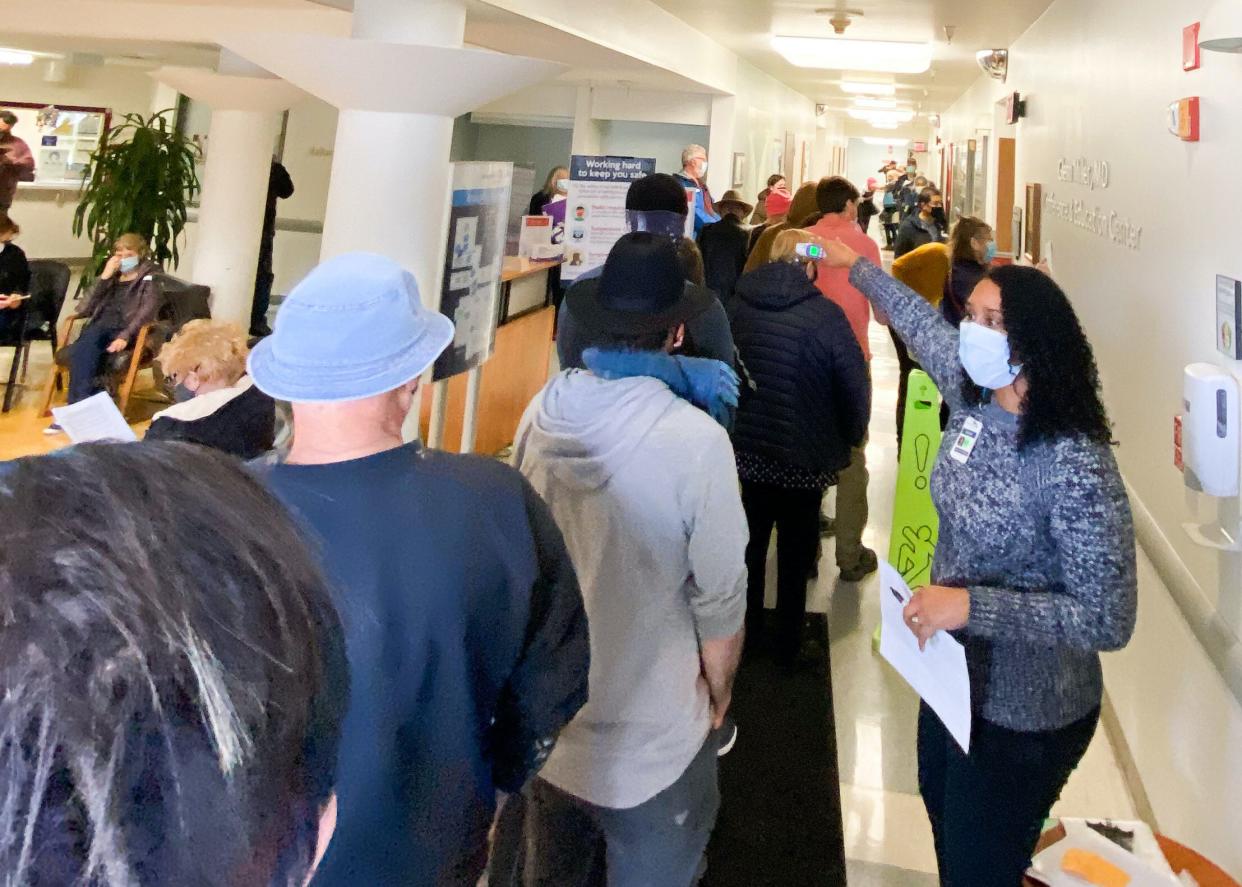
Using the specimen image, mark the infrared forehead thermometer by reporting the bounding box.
[795,242,826,260]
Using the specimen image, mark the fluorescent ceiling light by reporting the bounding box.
[862,137,909,146]
[871,123,900,130]
[841,80,897,96]
[853,97,898,110]
[0,49,35,66]
[848,108,915,124]
[772,36,932,73]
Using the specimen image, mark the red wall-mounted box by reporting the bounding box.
[1184,23,1201,72]
[1168,97,1200,141]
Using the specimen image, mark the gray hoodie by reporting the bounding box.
[513,370,748,809]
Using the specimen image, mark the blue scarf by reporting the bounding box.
[582,348,739,429]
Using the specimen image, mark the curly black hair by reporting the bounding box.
[960,265,1113,449]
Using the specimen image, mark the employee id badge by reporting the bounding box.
[949,417,984,464]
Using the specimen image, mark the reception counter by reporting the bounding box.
[419,257,561,454]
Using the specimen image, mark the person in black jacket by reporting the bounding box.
[894,187,946,257]
[697,189,753,306]
[0,211,30,341]
[942,216,994,327]
[729,229,870,665]
[146,319,276,459]
[529,165,569,216]
[251,159,294,337]
[857,177,879,235]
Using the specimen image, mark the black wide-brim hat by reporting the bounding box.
[566,231,714,336]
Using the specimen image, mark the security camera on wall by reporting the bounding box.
[976,49,1009,82]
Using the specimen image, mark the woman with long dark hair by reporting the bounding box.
[942,216,994,327]
[822,239,1137,886]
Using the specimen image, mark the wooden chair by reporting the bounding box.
[39,315,157,418]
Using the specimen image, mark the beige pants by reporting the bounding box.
[834,438,869,567]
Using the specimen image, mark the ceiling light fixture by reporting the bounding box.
[862,136,909,146]
[848,108,916,124]
[853,97,898,110]
[871,123,900,130]
[840,80,897,96]
[0,49,35,66]
[772,36,933,73]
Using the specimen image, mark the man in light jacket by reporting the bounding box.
[673,143,721,236]
[514,232,747,886]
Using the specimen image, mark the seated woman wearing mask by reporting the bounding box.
[820,239,1137,887]
[0,212,30,340]
[146,319,277,459]
[47,233,161,433]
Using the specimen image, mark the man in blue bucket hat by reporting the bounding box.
[251,252,589,887]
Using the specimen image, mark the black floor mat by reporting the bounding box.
[704,614,847,887]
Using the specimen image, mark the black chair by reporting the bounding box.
[22,260,71,382]
[0,298,31,412]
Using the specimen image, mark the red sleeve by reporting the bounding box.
[5,138,34,174]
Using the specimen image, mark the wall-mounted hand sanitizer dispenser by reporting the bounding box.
[1183,363,1239,497]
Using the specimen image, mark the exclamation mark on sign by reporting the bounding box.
[915,434,931,490]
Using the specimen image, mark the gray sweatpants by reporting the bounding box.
[523,737,720,887]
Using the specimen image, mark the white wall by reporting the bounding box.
[727,59,822,206]
[4,62,158,260]
[175,95,338,299]
[940,0,1242,875]
[597,120,708,173]
[845,138,905,195]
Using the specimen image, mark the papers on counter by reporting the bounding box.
[1027,818,1181,886]
[878,560,972,753]
[51,392,138,444]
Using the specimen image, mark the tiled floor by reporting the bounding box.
[775,299,1140,881]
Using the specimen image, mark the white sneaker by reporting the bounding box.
[715,718,738,757]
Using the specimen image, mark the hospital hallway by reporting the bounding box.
[704,317,1138,886]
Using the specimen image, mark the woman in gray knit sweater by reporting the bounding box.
[823,240,1137,885]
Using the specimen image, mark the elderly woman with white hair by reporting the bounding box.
[146,319,276,459]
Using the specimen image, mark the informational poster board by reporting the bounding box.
[433,161,512,382]
[561,154,656,283]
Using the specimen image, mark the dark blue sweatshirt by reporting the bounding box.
[259,444,588,886]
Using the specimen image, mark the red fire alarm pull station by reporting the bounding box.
[1168,97,1200,141]
[1174,415,1185,471]
[1184,23,1201,71]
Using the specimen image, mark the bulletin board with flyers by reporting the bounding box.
[1,101,110,187]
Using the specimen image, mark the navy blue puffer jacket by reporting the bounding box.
[729,261,871,475]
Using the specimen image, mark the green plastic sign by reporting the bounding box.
[875,370,944,652]
[888,369,943,589]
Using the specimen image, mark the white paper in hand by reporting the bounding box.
[878,560,972,753]
[51,392,138,444]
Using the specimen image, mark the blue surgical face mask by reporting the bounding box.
[958,321,1021,390]
[555,178,568,193]
[173,383,195,402]
[119,255,140,273]
[983,241,998,263]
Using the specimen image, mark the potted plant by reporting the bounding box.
[72,109,201,287]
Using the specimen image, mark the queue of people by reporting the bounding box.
[0,160,1138,887]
